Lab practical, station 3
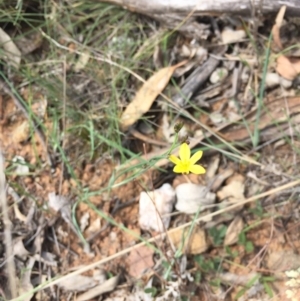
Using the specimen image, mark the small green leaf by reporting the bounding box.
[245,241,254,253]
[144,287,157,297]
[263,281,273,297]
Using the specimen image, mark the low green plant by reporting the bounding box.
[208,225,227,246]
[238,232,254,253]
[235,274,275,300]
[225,246,239,258]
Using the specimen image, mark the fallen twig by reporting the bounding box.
[0,151,17,298]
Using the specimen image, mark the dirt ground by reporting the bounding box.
[1,1,300,301]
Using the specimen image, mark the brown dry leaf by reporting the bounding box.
[168,226,208,255]
[271,5,286,50]
[127,245,154,278]
[276,55,300,80]
[120,60,187,130]
[224,216,244,246]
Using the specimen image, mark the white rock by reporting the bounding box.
[139,184,176,233]
[175,183,216,214]
[279,76,292,88]
[210,67,228,84]
[265,72,292,88]
[265,73,280,88]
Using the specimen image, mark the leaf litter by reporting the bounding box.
[1,2,300,301]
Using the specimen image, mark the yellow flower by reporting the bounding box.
[169,143,206,175]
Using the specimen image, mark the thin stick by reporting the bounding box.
[0,151,17,298]
[58,58,67,195]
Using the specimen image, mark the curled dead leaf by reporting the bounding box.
[217,175,245,212]
[271,6,286,50]
[224,216,244,246]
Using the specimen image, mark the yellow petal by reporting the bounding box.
[174,164,189,174]
[179,143,190,162]
[190,150,203,165]
[169,155,181,165]
[189,164,206,175]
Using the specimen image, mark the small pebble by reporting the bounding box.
[265,72,292,88]
[175,183,216,214]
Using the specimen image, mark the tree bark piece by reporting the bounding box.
[103,0,300,18]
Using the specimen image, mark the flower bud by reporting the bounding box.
[174,122,183,133]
